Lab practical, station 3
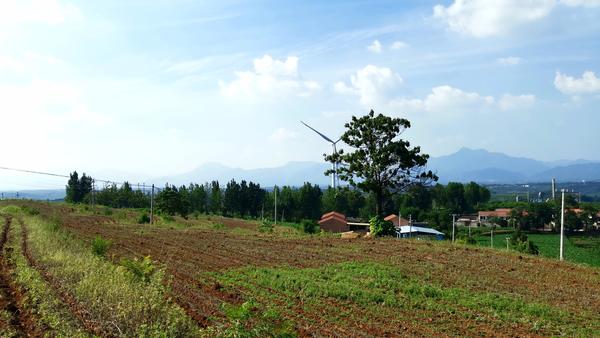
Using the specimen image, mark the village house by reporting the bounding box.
[318,211,349,233]
[478,208,512,224]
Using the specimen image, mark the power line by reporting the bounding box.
[0,166,161,191]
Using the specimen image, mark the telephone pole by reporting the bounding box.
[452,214,457,243]
[274,187,277,225]
[150,184,155,225]
[560,189,565,261]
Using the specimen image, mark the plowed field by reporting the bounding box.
[5,201,600,337]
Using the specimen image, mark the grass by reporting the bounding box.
[12,210,202,336]
[4,218,87,336]
[208,261,595,336]
[474,229,600,267]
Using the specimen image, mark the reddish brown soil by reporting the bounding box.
[7,201,600,337]
[0,216,45,336]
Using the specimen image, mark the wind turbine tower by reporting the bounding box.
[301,121,341,189]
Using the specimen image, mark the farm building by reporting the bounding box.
[478,208,512,223]
[397,225,444,240]
[384,214,410,227]
[318,211,349,233]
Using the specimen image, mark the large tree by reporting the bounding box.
[325,110,437,217]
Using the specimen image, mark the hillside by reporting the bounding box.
[0,200,599,336]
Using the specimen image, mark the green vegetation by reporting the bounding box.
[258,220,274,233]
[325,110,437,216]
[475,230,600,267]
[369,216,395,237]
[210,261,595,336]
[13,212,201,336]
[91,236,111,258]
[5,215,86,336]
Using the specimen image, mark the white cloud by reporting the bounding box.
[433,0,555,38]
[0,0,82,26]
[560,0,600,7]
[390,41,409,50]
[390,85,534,113]
[334,65,402,106]
[367,40,382,53]
[498,94,536,110]
[219,55,320,99]
[270,128,298,142]
[497,56,521,65]
[554,71,600,95]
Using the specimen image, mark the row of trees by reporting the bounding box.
[65,171,93,203]
[506,200,599,231]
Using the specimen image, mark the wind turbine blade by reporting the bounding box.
[300,121,335,143]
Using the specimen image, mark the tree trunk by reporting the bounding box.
[375,189,384,219]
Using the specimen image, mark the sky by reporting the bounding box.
[1,0,600,189]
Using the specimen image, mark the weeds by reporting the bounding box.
[120,256,155,283]
[258,220,274,233]
[91,236,112,258]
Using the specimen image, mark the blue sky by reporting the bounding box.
[1,0,600,188]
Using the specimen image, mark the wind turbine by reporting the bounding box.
[301,121,341,189]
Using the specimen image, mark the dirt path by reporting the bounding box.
[0,216,26,336]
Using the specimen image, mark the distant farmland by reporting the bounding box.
[0,200,599,336]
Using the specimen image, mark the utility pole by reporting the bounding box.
[452,214,457,243]
[560,189,565,261]
[274,187,277,225]
[552,178,556,200]
[91,179,95,208]
[150,184,154,225]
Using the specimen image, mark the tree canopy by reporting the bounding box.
[325,110,437,216]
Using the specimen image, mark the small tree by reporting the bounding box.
[325,110,437,217]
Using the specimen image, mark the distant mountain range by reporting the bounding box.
[2,148,599,200]
[154,148,599,186]
[428,148,600,183]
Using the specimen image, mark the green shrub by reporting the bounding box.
[301,219,318,234]
[369,216,395,237]
[121,256,155,282]
[91,236,112,258]
[510,229,539,255]
[45,216,61,232]
[213,222,225,229]
[21,205,40,215]
[258,220,274,233]
[138,213,151,224]
[102,207,113,216]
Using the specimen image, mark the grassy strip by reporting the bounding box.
[6,216,87,336]
[11,209,202,337]
[475,232,600,267]
[210,261,598,336]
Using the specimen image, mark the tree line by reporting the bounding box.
[65,171,492,227]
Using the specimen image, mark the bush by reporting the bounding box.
[258,220,274,233]
[121,256,155,283]
[509,229,539,255]
[213,222,225,229]
[103,207,113,216]
[369,216,395,237]
[138,213,151,224]
[301,219,318,234]
[91,236,112,258]
[21,205,39,216]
